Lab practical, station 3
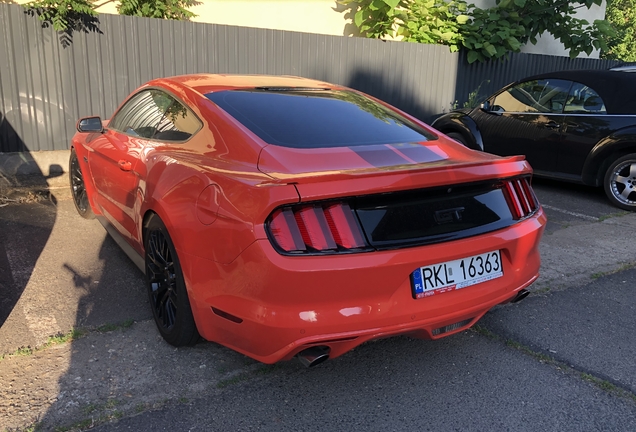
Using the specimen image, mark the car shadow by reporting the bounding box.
[29,202,263,429]
[0,115,57,330]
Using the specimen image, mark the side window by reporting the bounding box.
[108,90,201,141]
[492,79,571,114]
[153,96,202,142]
[108,90,165,138]
[564,82,606,114]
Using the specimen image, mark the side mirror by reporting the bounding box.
[480,101,491,111]
[77,116,103,133]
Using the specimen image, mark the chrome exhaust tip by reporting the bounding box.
[511,289,530,303]
[297,346,330,368]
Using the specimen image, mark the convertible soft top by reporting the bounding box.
[521,70,636,115]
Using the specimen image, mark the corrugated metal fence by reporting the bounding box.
[0,3,619,153]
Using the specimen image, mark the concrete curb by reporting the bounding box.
[0,150,70,178]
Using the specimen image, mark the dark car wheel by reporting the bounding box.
[604,153,636,211]
[69,148,95,219]
[144,214,200,346]
[446,132,468,147]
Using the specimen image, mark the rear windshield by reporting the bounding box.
[205,89,436,148]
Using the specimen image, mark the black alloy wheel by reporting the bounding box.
[69,148,95,219]
[604,153,636,211]
[145,214,199,346]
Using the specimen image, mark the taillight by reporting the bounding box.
[267,202,368,254]
[502,177,539,220]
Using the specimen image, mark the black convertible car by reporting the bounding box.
[432,69,636,211]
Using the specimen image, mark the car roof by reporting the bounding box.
[163,74,341,94]
[519,69,636,115]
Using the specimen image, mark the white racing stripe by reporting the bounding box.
[541,204,599,222]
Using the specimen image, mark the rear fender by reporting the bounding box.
[140,155,300,265]
[432,111,484,151]
[582,127,636,186]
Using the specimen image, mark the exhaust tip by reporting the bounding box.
[511,289,530,303]
[297,346,330,368]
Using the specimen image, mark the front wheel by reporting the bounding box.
[604,153,636,211]
[69,148,95,219]
[144,214,200,346]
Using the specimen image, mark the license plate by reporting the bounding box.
[411,250,503,299]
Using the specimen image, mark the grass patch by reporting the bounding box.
[0,328,87,362]
[505,340,553,363]
[54,418,93,432]
[96,323,119,333]
[104,399,120,409]
[1,319,137,362]
[532,286,551,295]
[97,319,135,333]
[254,364,280,375]
[6,422,43,432]
[590,262,636,280]
[598,211,630,222]
[216,364,281,389]
[52,400,125,431]
[471,324,498,340]
[15,346,34,356]
[82,403,99,415]
[45,328,86,346]
[217,373,250,389]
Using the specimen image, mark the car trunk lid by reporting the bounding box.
[259,141,539,253]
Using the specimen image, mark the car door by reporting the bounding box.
[558,82,610,178]
[472,78,572,173]
[89,90,171,246]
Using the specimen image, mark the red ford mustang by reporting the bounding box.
[70,75,546,366]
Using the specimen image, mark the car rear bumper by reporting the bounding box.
[182,208,546,364]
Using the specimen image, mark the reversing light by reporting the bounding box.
[267,202,368,254]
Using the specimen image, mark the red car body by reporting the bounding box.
[70,74,546,365]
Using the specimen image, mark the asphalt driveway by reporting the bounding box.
[1,178,635,431]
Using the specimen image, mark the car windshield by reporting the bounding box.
[205,89,436,148]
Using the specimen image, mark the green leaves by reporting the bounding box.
[456,14,469,24]
[347,0,613,63]
[601,0,636,61]
[118,0,199,20]
[384,0,401,7]
[23,0,199,33]
[23,0,98,31]
[339,0,402,39]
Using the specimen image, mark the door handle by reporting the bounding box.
[544,121,560,130]
[118,160,132,171]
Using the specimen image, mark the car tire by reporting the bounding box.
[144,214,200,346]
[604,153,636,211]
[69,148,95,219]
[446,132,468,147]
